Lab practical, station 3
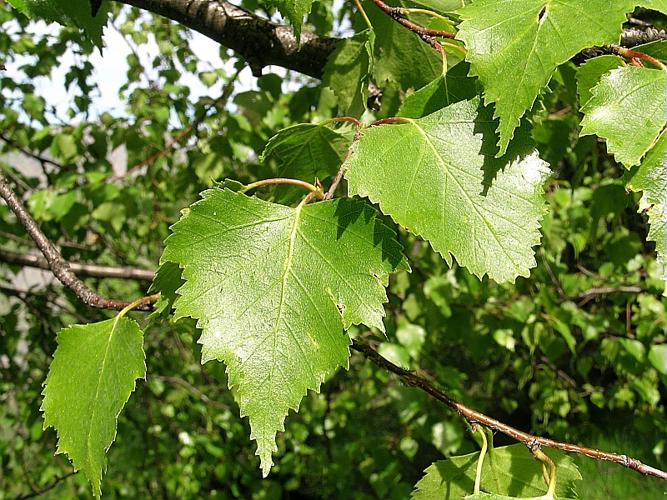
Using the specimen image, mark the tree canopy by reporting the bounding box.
[1,0,667,498]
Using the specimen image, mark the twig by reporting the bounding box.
[324,125,365,200]
[0,171,152,311]
[540,253,568,301]
[576,285,642,306]
[371,0,455,39]
[15,471,77,500]
[154,375,228,410]
[621,27,667,47]
[351,339,667,481]
[0,248,154,281]
[612,46,666,70]
[368,0,452,52]
[0,132,66,170]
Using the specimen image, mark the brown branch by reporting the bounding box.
[114,1,664,80]
[0,171,152,311]
[154,375,228,410]
[15,471,78,500]
[113,0,337,78]
[351,339,667,481]
[576,285,643,306]
[371,0,455,39]
[0,132,66,171]
[612,45,666,70]
[621,27,667,47]
[0,248,154,282]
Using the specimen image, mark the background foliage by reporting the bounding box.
[1,0,666,498]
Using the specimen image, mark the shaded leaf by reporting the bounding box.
[365,0,443,91]
[399,61,479,118]
[260,123,351,201]
[345,98,550,283]
[8,0,109,47]
[321,29,375,116]
[412,444,581,499]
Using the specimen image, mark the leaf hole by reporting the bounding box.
[537,6,547,23]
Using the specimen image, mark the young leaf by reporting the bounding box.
[398,61,479,118]
[412,444,581,499]
[345,98,550,283]
[272,0,314,40]
[7,0,109,47]
[161,189,407,475]
[260,123,351,201]
[456,0,652,155]
[627,131,667,294]
[580,66,667,168]
[321,29,375,116]
[41,317,146,498]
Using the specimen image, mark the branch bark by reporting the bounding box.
[0,248,154,281]
[113,0,337,78]
[114,1,667,80]
[351,339,667,481]
[0,171,152,310]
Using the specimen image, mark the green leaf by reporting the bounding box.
[149,261,185,318]
[161,189,407,475]
[365,0,443,91]
[627,130,667,293]
[321,29,375,116]
[581,66,667,168]
[345,98,550,283]
[634,40,667,62]
[398,61,478,118]
[456,0,648,155]
[411,0,467,11]
[260,123,351,201]
[648,344,667,375]
[271,0,313,40]
[8,0,109,47]
[412,444,581,499]
[41,317,146,498]
[575,55,624,105]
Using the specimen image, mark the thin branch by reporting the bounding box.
[576,285,643,306]
[324,126,365,200]
[370,0,455,39]
[0,132,66,170]
[612,45,666,70]
[0,248,154,281]
[0,171,152,311]
[15,471,77,500]
[368,0,451,52]
[351,339,667,481]
[154,375,228,410]
[621,27,667,47]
